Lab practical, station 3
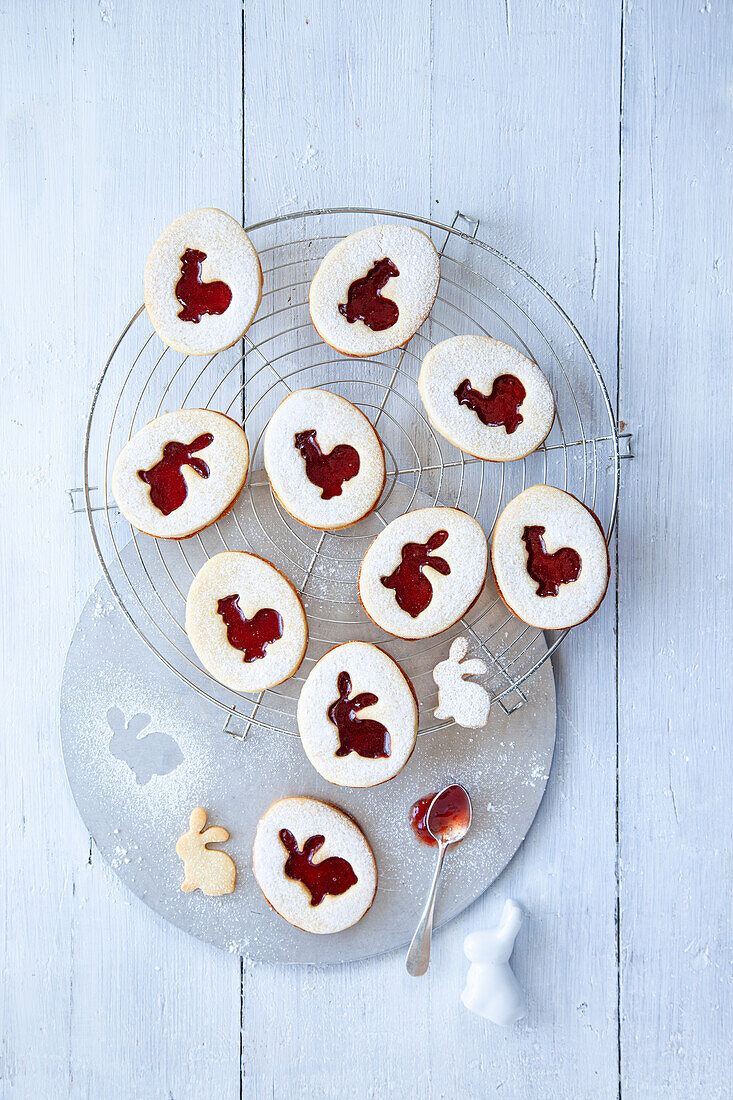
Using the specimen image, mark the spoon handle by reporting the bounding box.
[405,841,447,977]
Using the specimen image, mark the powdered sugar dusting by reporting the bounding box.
[60,572,556,962]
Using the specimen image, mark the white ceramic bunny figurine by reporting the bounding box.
[461,899,526,1025]
[433,636,491,728]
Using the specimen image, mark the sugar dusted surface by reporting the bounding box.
[297,642,418,787]
[309,225,440,356]
[359,507,488,638]
[263,389,385,529]
[418,335,555,461]
[185,551,307,691]
[252,797,377,934]
[112,409,249,538]
[144,208,262,355]
[491,485,610,629]
[61,572,556,961]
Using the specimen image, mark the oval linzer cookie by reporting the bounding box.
[358,506,488,639]
[144,208,262,356]
[491,484,610,629]
[185,551,308,692]
[264,389,386,530]
[297,642,418,787]
[112,409,249,539]
[418,335,555,462]
[252,796,377,934]
[309,225,440,357]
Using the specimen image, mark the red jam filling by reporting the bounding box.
[137,433,213,516]
[279,829,358,906]
[327,671,391,759]
[410,785,471,846]
[380,530,451,618]
[293,429,360,500]
[521,525,582,597]
[338,257,400,331]
[409,793,438,846]
[175,248,232,323]
[454,375,526,434]
[216,595,283,662]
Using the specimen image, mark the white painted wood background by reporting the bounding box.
[1,0,730,1096]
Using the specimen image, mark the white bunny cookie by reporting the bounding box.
[418,336,555,462]
[112,409,249,539]
[252,797,377,934]
[491,484,610,629]
[297,642,418,787]
[186,551,308,692]
[309,225,440,357]
[433,637,491,728]
[176,807,236,896]
[358,507,488,639]
[144,208,262,355]
[264,389,386,530]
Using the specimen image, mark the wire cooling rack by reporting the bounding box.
[79,208,627,738]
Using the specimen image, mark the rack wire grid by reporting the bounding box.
[81,208,625,738]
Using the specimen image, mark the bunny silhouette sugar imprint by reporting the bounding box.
[137,433,213,516]
[279,829,358,906]
[216,594,283,662]
[338,257,400,331]
[175,248,233,323]
[327,670,391,759]
[380,530,451,618]
[454,374,526,434]
[293,428,360,500]
[433,636,491,728]
[107,707,183,785]
[522,525,582,597]
[176,807,236,896]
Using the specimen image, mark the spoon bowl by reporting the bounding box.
[427,783,473,845]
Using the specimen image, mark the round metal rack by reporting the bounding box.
[83,207,622,738]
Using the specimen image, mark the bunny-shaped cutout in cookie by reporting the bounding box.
[175,807,236,896]
[461,899,527,1025]
[433,636,491,728]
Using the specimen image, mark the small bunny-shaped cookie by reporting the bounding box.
[433,636,491,728]
[175,807,236,896]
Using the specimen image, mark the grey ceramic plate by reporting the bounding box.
[60,571,555,964]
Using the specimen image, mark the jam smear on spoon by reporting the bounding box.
[409,785,472,846]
